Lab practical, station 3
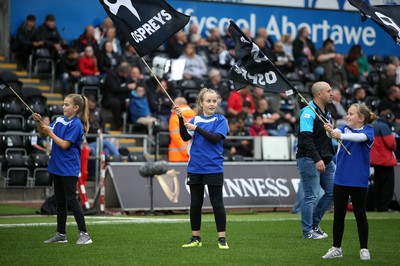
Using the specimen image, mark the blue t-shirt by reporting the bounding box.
[334,125,374,188]
[48,116,83,177]
[187,114,228,174]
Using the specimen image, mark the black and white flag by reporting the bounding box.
[227,21,293,95]
[99,0,190,57]
[348,0,400,45]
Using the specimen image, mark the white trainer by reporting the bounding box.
[360,248,371,260]
[322,247,343,259]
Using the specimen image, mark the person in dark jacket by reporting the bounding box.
[59,47,81,96]
[296,81,335,239]
[12,15,36,70]
[101,62,133,130]
[370,110,397,212]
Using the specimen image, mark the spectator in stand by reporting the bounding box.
[76,25,99,56]
[31,14,64,61]
[256,98,288,136]
[128,83,158,137]
[12,15,36,71]
[121,44,142,72]
[350,84,367,106]
[255,27,275,53]
[187,23,201,45]
[86,95,120,157]
[280,34,294,62]
[378,85,400,122]
[387,56,400,85]
[59,47,81,96]
[254,36,272,59]
[205,68,231,114]
[206,27,227,67]
[94,17,113,45]
[101,62,133,130]
[147,78,178,130]
[168,97,196,162]
[237,101,254,128]
[78,45,100,76]
[128,65,145,88]
[322,53,348,92]
[168,30,188,59]
[328,88,348,127]
[272,41,294,75]
[99,27,122,56]
[98,40,120,75]
[30,115,51,154]
[292,26,316,70]
[314,38,336,79]
[224,117,253,160]
[377,63,397,98]
[252,86,265,110]
[179,43,208,81]
[248,112,269,137]
[269,92,299,133]
[227,86,255,117]
[370,109,397,212]
[344,45,362,85]
[355,45,370,81]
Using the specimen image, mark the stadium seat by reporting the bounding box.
[22,87,47,116]
[28,48,56,91]
[32,168,52,187]
[3,152,31,187]
[1,114,25,132]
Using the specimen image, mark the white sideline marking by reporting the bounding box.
[0,215,399,228]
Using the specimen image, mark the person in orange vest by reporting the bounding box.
[168,97,196,162]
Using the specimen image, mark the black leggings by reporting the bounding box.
[333,184,368,249]
[189,184,226,233]
[53,174,87,234]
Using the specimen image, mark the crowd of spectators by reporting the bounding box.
[10,14,400,160]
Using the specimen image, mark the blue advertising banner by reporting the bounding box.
[10,0,399,56]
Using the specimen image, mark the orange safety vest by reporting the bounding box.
[168,105,196,162]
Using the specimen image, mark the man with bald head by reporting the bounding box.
[296,81,335,239]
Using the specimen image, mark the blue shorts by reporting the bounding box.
[186,172,224,186]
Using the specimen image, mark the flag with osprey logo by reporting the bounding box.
[348,0,400,45]
[99,0,190,57]
[227,21,293,95]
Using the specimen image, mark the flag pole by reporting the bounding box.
[229,20,351,156]
[0,76,45,127]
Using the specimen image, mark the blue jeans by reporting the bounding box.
[89,139,120,156]
[296,157,335,233]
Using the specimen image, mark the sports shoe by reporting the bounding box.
[44,232,68,243]
[217,237,229,249]
[303,230,325,239]
[313,226,328,238]
[322,247,343,259]
[182,237,202,248]
[360,248,371,260]
[76,231,93,245]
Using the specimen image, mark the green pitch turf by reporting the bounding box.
[0,205,399,265]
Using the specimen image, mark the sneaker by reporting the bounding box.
[182,237,202,248]
[313,226,328,238]
[360,248,371,260]
[322,247,343,259]
[217,237,229,250]
[76,231,93,245]
[44,232,68,243]
[303,230,325,239]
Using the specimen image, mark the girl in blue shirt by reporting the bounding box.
[32,94,92,245]
[322,103,377,260]
[176,88,229,249]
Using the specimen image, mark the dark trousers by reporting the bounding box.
[189,184,226,233]
[52,174,87,234]
[333,184,368,249]
[373,166,395,211]
[102,96,124,129]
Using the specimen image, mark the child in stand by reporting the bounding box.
[248,112,269,137]
[176,88,229,249]
[32,94,92,245]
[322,103,377,260]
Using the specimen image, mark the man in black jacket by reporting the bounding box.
[12,15,36,70]
[296,81,335,239]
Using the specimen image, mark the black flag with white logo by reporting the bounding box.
[99,0,190,57]
[227,21,293,95]
[348,0,400,45]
